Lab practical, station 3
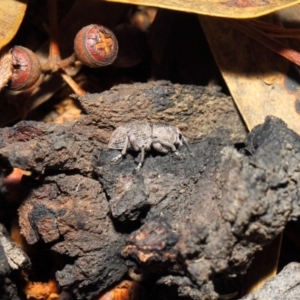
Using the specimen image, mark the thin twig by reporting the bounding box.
[48,0,60,62]
[41,53,77,73]
[46,0,85,95]
[60,70,86,95]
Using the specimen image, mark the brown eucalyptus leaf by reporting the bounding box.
[105,0,300,19]
[0,50,12,91]
[0,0,28,49]
[200,16,300,135]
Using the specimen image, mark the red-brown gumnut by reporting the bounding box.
[9,46,41,90]
[74,24,118,68]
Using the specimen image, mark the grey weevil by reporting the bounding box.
[108,121,192,170]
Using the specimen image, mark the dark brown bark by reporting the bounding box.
[5,82,299,299]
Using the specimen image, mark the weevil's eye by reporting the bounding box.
[179,133,182,140]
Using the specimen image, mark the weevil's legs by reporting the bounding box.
[152,137,184,158]
[111,135,129,163]
[128,132,140,151]
[121,135,129,155]
[135,146,145,171]
[152,141,169,154]
[152,137,176,152]
[111,153,123,163]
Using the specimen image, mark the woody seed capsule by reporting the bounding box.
[74,24,118,68]
[9,46,41,91]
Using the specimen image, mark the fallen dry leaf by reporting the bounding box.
[200,15,300,134]
[0,0,28,49]
[0,49,12,91]
[105,0,300,18]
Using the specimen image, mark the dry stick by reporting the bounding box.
[60,70,86,95]
[227,19,300,67]
[41,53,77,73]
[48,0,60,62]
[47,0,86,94]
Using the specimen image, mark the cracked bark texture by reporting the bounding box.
[97,116,300,299]
[175,116,300,298]
[0,81,245,299]
[0,82,300,300]
[0,81,245,176]
[5,82,300,299]
[17,174,127,300]
[73,80,247,144]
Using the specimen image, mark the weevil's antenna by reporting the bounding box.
[183,136,194,157]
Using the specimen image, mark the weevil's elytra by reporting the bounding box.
[108,121,192,170]
[108,122,152,151]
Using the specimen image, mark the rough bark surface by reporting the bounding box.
[73,80,247,144]
[97,116,300,299]
[0,238,9,278]
[4,82,300,299]
[178,116,300,298]
[0,231,30,271]
[0,82,246,299]
[0,81,245,176]
[18,174,127,300]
